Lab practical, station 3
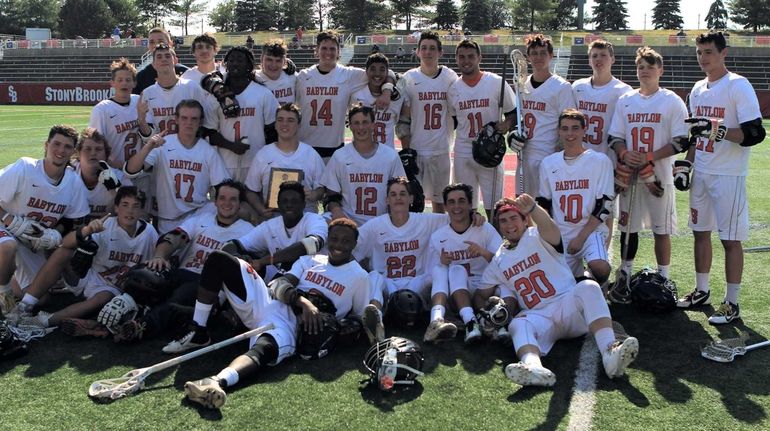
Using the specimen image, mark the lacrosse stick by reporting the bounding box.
[510,49,528,195]
[745,245,770,253]
[609,169,638,302]
[490,46,509,226]
[701,333,770,363]
[88,323,274,401]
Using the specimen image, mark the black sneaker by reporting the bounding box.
[708,301,740,325]
[162,322,211,354]
[676,289,711,308]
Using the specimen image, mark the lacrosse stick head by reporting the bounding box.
[510,49,529,94]
[88,368,148,401]
[700,333,749,363]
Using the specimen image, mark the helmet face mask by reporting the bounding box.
[297,312,340,360]
[363,337,425,391]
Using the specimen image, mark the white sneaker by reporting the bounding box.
[505,362,556,387]
[162,323,211,354]
[464,319,482,344]
[423,318,457,343]
[602,336,639,378]
[362,304,385,344]
[184,377,226,409]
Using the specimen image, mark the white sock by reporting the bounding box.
[594,327,616,352]
[459,306,475,324]
[216,367,239,387]
[725,283,741,305]
[696,272,710,292]
[430,305,445,321]
[620,260,633,275]
[657,265,670,279]
[520,352,542,367]
[192,301,213,327]
[21,293,38,307]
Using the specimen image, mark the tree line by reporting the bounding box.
[0,0,768,40]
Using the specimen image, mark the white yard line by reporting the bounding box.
[567,337,599,431]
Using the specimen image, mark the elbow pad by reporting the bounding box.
[591,195,613,223]
[301,235,324,255]
[608,136,627,161]
[268,276,298,305]
[396,119,411,140]
[123,161,144,179]
[535,197,552,216]
[158,228,189,249]
[740,118,765,147]
[671,135,693,153]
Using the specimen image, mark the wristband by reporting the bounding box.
[381,82,394,92]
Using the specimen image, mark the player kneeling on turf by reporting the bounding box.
[6,187,158,329]
[476,195,639,387]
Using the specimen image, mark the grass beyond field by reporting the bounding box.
[1,105,769,430]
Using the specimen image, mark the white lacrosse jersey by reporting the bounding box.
[521,74,576,160]
[141,78,217,133]
[142,135,230,220]
[289,254,369,319]
[320,143,406,226]
[74,163,132,219]
[689,72,761,176]
[479,227,574,311]
[354,213,447,279]
[214,81,280,171]
[350,87,404,148]
[0,158,90,227]
[89,96,142,167]
[245,142,325,213]
[398,66,458,156]
[572,77,632,155]
[239,212,328,255]
[448,72,516,157]
[175,211,254,274]
[295,65,369,149]
[609,88,689,184]
[428,223,503,276]
[89,217,158,286]
[538,149,614,240]
[257,70,297,105]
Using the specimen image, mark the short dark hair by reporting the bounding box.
[110,57,136,80]
[588,39,614,57]
[191,33,218,54]
[635,46,663,68]
[365,52,389,70]
[316,30,340,48]
[77,127,111,159]
[387,176,412,195]
[263,38,288,57]
[442,183,473,204]
[348,102,375,123]
[277,103,301,122]
[214,179,246,202]
[175,99,204,120]
[47,125,78,145]
[525,33,553,55]
[277,180,305,202]
[152,42,175,57]
[418,31,442,51]
[696,31,728,51]
[455,39,480,56]
[114,185,145,207]
[558,108,587,128]
[329,217,359,240]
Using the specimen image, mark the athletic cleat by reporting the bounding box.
[60,318,110,338]
[676,289,711,308]
[113,318,147,343]
[184,377,227,409]
[602,336,639,378]
[5,302,34,325]
[464,318,482,344]
[708,301,740,325]
[362,304,385,344]
[505,362,556,387]
[162,323,211,354]
[608,270,632,304]
[423,318,457,343]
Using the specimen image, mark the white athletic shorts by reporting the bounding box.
[617,182,677,235]
[416,153,451,203]
[564,231,609,278]
[369,271,432,305]
[78,269,121,299]
[453,156,504,210]
[0,233,47,291]
[689,172,748,241]
[226,258,298,364]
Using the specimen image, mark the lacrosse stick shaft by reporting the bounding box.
[147,323,275,374]
[745,246,770,253]
[745,340,770,352]
[620,170,639,264]
[510,49,527,195]
[491,46,509,224]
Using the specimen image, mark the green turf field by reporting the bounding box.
[1,105,769,430]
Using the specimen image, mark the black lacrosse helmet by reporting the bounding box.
[297,312,341,360]
[363,336,425,391]
[629,267,678,313]
[472,122,506,168]
[386,290,425,328]
[120,263,172,306]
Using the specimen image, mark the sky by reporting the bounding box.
[170,0,722,36]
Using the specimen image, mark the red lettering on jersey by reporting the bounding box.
[152,107,176,117]
[555,179,589,191]
[458,99,491,110]
[694,106,726,119]
[26,197,66,215]
[348,173,384,183]
[107,250,142,264]
[238,107,256,117]
[195,235,221,250]
[375,111,392,121]
[523,100,546,111]
[626,113,661,123]
[502,253,542,280]
[273,88,293,99]
[169,159,203,172]
[417,92,447,101]
[304,271,346,296]
[578,100,608,113]
[383,240,419,253]
[306,87,339,96]
[115,120,139,133]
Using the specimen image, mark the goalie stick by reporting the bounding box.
[701,332,770,363]
[88,323,274,401]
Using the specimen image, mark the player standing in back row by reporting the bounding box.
[396,31,458,213]
[675,31,765,324]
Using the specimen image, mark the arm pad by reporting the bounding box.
[396,119,411,140]
[301,235,324,255]
[608,135,627,156]
[268,276,298,305]
[740,118,765,147]
[591,195,613,223]
[671,135,693,153]
[158,228,189,250]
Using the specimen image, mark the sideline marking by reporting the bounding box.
[567,337,599,431]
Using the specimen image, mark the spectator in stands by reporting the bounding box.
[112,26,121,42]
[371,44,380,54]
[246,35,254,50]
[133,28,188,95]
[395,46,406,62]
